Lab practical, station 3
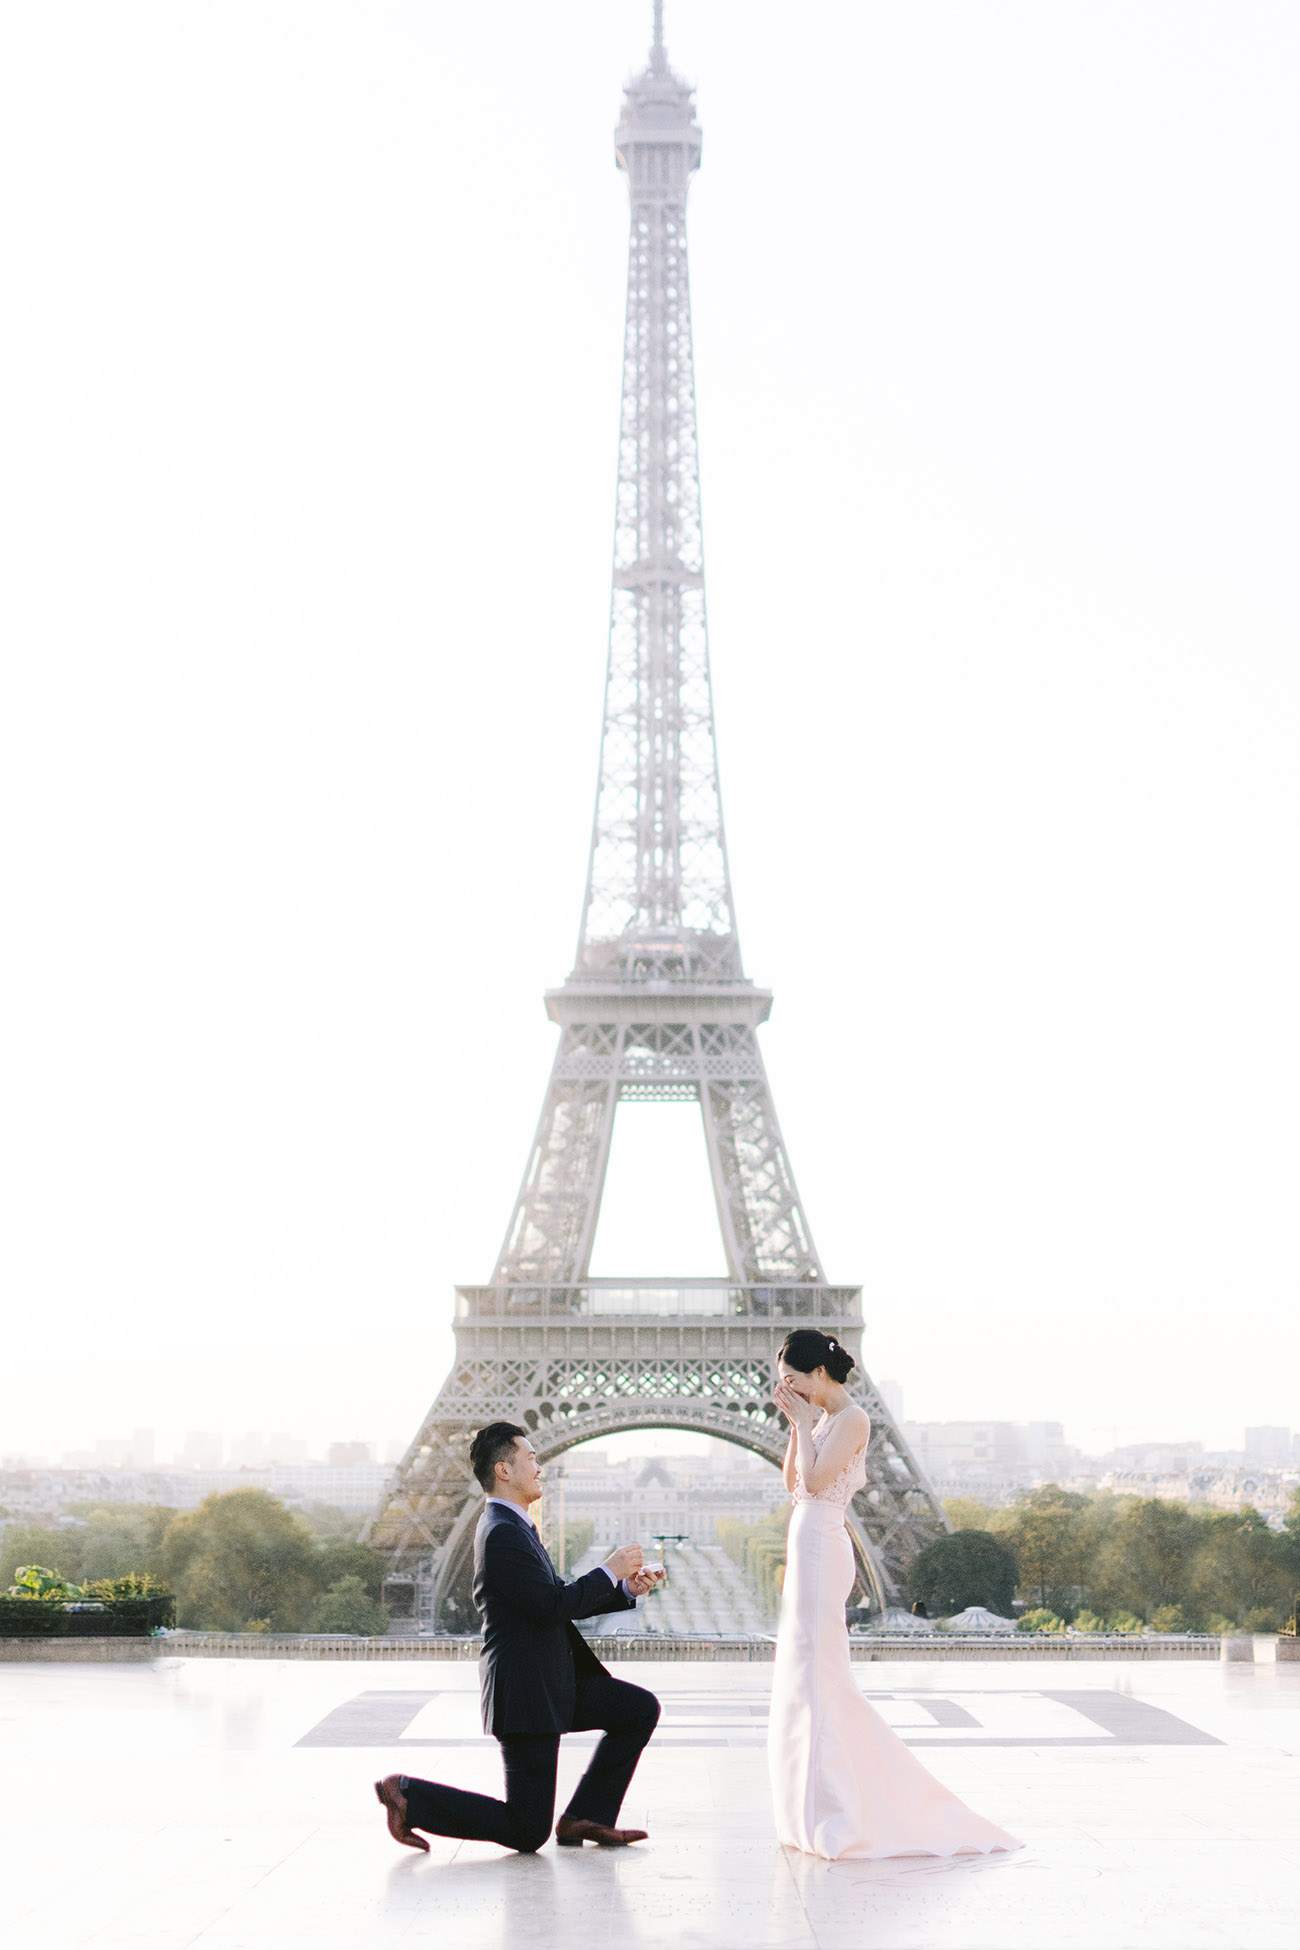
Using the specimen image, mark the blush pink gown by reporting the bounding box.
[767,1408,1021,1860]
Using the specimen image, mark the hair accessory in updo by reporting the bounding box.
[777,1327,856,1386]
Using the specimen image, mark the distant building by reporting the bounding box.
[1104,1440,1204,1476]
[0,1462,395,1519]
[327,1441,374,1468]
[549,1450,787,1550]
[181,1432,224,1469]
[266,1433,309,1464]
[1244,1426,1291,1466]
[900,1421,1081,1503]
[1096,1464,1296,1522]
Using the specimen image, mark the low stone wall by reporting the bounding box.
[157,1633,486,1661]
[848,1635,1221,1662]
[1,1631,1238,1663]
[0,1636,161,1662]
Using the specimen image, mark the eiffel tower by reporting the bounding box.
[365,5,947,1630]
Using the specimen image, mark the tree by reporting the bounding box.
[312,1542,387,1602]
[910,1530,1017,1617]
[943,1498,998,1532]
[1089,1497,1204,1621]
[717,1507,790,1616]
[63,1504,178,1583]
[305,1576,389,1636]
[539,1519,595,1575]
[1188,1508,1292,1629]
[161,1490,318,1632]
[297,1502,365,1546]
[996,1486,1088,1613]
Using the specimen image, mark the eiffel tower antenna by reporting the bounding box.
[365,14,947,1630]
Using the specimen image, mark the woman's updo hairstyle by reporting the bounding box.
[778,1328,855,1386]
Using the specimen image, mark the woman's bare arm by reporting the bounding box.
[799,1405,870,1496]
[782,1424,799,1493]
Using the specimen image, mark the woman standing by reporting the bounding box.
[767,1328,1020,1861]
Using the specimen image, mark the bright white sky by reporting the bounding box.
[2,2,1297,1468]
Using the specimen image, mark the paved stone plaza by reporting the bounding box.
[1,1656,1296,1948]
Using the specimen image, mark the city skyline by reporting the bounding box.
[5,1411,1296,1477]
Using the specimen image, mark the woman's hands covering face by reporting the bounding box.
[774,1378,817,1430]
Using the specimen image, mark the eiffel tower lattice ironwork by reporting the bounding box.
[365,10,948,1630]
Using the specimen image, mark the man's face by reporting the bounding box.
[496,1435,544,1505]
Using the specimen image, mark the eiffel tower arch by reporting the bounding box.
[364,9,949,1630]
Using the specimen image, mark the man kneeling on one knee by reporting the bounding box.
[375,1421,662,1853]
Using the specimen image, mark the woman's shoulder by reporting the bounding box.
[839,1403,871,1440]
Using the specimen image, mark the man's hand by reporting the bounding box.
[603,1543,644,1581]
[626,1566,664,1597]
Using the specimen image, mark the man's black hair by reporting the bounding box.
[469,1421,528,1492]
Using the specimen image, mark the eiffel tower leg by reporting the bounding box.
[493,1033,620,1284]
[696,1028,822,1283]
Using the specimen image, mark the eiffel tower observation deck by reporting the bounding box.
[365,6,947,1630]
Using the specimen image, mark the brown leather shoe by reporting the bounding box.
[374,1775,430,1852]
[555,1816,648,1848]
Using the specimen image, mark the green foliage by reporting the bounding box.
[1088,1498,1204,1620]
[539,1520,595,1575]
[312,1543,387,1602]
[1185,1509,1294,1629]
[161,1489,318,1632]
[2,1507,183,1596]
[995,1486,1089,1614]
[987,1487,1296,1631]
[296,1503,365,1546]
[1149,1604,1188,1633]
[0,1589,174,1636]
[1,1495,392,1635]
[1,1525,88,1592]
[1071,1609,1107,1633]
[305,1576,390,1636]
[942,1498,999,1533]
[911,1530,1017,1617]
[717,1507,790,1615]
[63,1505,181,1582]
[1016,1607,1066,1634]
[563,1520,594,1568]
[82,1573,171,1602]
[8,1564,80,1599]
[2,1556,174,1636]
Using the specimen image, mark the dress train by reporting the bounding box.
[768,1415,1020,1861]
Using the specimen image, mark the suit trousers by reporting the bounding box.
[399,1672,659,1853]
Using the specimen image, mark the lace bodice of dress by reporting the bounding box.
[792,1409,869,1508]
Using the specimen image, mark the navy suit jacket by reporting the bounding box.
[472,1501,636,1738]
